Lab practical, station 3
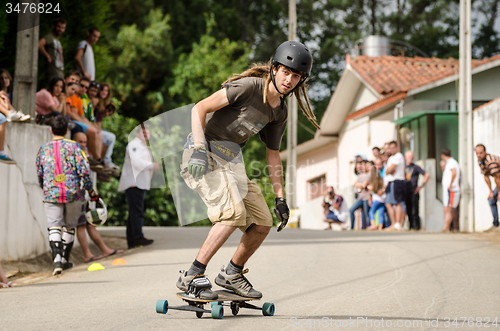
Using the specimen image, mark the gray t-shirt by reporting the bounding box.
[76,40,95,80]
[204,77,287,157]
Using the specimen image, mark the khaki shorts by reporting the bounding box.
[181,149,273,232]
[44,201,82,229]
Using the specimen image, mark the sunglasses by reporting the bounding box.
[80,84,89,89]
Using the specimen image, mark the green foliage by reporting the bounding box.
[169,15,250,104]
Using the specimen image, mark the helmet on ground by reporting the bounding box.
[272,41,313,78]
[84,198,107,226]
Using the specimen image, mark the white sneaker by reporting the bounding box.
[17,111,31,122]
[6,110,21,122]
[394,222,402,231]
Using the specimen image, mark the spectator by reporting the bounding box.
[0,262,18,288]
[475,144,500,232]
[75,28,100,81]
[35,77,67,124]
[367,164,386,230]
[118,126,159,249]
[404,151,430,230]
[323,186,348,230]
[372,146,381,160]
[38,18,66,81]
[0,92,14,163]
[73,132,123,261]
[36,115,98,275]
[94,83,119,175]
[79,78,94,123]
[0,69,30,122]
[350,160,370,229]
[64,72,103,166]
[441,148,460,232]
[87,81,100,109]
[384,141,406,231]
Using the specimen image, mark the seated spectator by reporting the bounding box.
[0,69,30,122]
[350,160,370,229]
[64,72,103,166]
[323,186,348,230]
[0,261,18,288]
[88,81,100,109]
[88,82,118,176]
[73,132,123,261]
[35,77,67,124]
[0,92,15,163]
[367,162,387,230]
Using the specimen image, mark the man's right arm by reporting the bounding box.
[191,88,229,145]
[484,175,494,200]
[38,38,51,62]
[74,47,90,79]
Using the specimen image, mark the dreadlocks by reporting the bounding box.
[223,61,321,130]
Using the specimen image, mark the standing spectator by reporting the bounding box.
[0,69,30,122]
[38,19,66,81]
[118,126,159,249]
[0,92,14,163]
[372,146,381,160]
[75,28,100,81]
[36,115,98,275]
[404,151,430,230]
[323,186,348,230]
[367,164,386,230]
[384,141,406,230]
[441,148,460,232]
[35,77,67,123]
[72,132,123,261]
[475,144,500,231]
[349,160,370,229]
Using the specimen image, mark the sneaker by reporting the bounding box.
[6,110,21,122]
[62,261,74,270]
[176,270,218,300]
[102,164,120,178]
[52,261,63,275]
[104,162,120,171]
[128,237,153,249]
[0,154,15,164]
[215,266,262,298]
[16,111,30,122]
[394,222,402,231]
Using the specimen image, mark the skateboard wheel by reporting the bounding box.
[262,302,275,316]
[156,300,168,314]
[211,304,224,319]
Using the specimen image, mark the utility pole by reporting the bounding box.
[459,0,474,232]
[13,5,39,118]
[286,0,298,209]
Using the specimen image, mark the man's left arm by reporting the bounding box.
[415,167,430,194]
[448,168,457,191]
[266,148,288,231]
[493,172,500,200]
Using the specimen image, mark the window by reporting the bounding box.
[308,175,327,201]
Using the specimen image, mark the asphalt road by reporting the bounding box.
[2,227,500,331]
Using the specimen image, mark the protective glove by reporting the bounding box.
[188,146,208,181]
[88,189,99,202]
[274,198,289,232]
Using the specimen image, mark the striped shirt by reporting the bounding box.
[36,137,93,203]
[478,153,500,177]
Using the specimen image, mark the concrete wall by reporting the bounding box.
[0,122,52,260]
[473,99,500,232]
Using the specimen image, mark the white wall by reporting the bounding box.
[0,123,52,260]
[473,100,500,231]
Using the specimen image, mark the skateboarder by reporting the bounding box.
[36,115,99,275]
[176,41,319,300]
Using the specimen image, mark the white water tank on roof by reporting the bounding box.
[352,35,391,57]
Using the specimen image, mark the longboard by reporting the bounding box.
[155,290,275,319]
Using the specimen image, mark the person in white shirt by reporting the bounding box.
[384,141,406,230]
[118,126,160,248]
[75,28,100,81]
[441,148,460,232]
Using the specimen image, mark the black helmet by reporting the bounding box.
[272,41,313,78]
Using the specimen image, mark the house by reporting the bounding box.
[285,53,500,231]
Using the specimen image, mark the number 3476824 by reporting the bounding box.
[6,3,60,14]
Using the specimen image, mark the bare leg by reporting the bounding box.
[86,127,102,160]
[385,204,396,229]
[101,144,108,161]
[395,204,405,226]
[196,224,238,265]
[443,207,452,231]
[86,224,121,256]
[77,225,102,261]
[0,262,9,283]
[232,224,271,266]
